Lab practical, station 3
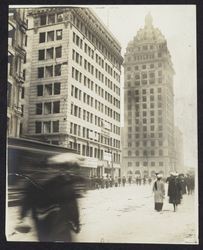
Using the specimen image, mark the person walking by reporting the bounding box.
[167,172,182,212]
[152,174,165,212]
[122,176,126,187]
[20,168,81,242]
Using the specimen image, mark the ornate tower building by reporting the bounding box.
[122,13,175,178]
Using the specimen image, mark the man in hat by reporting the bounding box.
[152,173,165,212]
[20,160,85,242]
[167,172,182,212]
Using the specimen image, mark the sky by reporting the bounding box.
[11,5,197,168]
[91,5,197,168]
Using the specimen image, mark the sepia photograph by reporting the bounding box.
[6,4,198,244]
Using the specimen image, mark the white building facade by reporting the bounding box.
[24,7,123,177]
[122,13,176,178]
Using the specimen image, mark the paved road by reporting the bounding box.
[6,184,198,244]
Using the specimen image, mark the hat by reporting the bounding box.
[157,174,163,178]
[171,172,178,176]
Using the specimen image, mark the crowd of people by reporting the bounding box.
[152,172,195,212]
[88,175,154,189]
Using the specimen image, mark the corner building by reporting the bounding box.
[122,13,175,178]
[25,7,123,177]
[8,8,27,137]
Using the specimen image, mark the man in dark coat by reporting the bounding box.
[20,167,81,242]
[167,173,182,212]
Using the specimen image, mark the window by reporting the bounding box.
[159,150,163,156]
[38,50,45,60]
[53,120,59,132]
[48,14,55,24]
[54,82,61,94]
[55,64,61,76]
[35,121,42,133]
[55,46,62,58]
[46,66,53,77]
[44,102,52,114]
[40,15,46,25]
[46,48,54,59]
[53,101,60,113]
[7,82,12,107]
[21,87,24,99]
[45,84,52,95]
[142,65,146,69]
[37,85,43,96]
[39,32,45,43]
[44,121,51,133]
[57,13,63,22]
[38,67,44,78]
[159,162,163,166]
[136,162,140,167]
[47,31,54,42]
[56,29,62,40]
[36,103,42,115]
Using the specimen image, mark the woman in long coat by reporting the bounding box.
[152,174,165,212]
[167,173,182,212]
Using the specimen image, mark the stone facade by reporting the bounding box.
[122,13,175,178]
[8,8,27,137]
[24,7,123,177]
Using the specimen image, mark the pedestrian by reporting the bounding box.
[118,176,121,186]
[167,172,182,212]
[128,176,132,185]
[122,176,126,187]
[179,174,187,195]
[152,174,165,212]
[114,176,118,187]
[20,164,82,242]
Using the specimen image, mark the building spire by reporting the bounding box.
[145,12,153,28]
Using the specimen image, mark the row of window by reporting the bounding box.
[39,30,62,43]
[134,88,162,95]
[128,70,162,80]
[73,32,121,81]
[38,65,61,78]
[126,52,162,62]
[36,101,60,115]
[38,46,62,60]
[128,125,163,132]
[70,122,120,149]
[39,13,64,26]
[127,43,165,53]
[127,78,162,86]
[37,82,61,96]
[128,133,163,139]
[128,161,164,167]
[72,66,120,96]
[128,149,164,157]
[130,96,162,104]
[72,17,121,70]
[70,103,120,135]
[71,85,120,121]
[127,62,162,71]
[35,120,59,133]
[127,102,163,110]
[128,140,163,147]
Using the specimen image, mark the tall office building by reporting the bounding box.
[8,8,27,137]
[122,13,175,178]
[174,126,184,173]
[24,7,123,177]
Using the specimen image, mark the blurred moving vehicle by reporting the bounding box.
[7,137,88,207]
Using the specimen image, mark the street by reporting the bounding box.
[6,184,198,244]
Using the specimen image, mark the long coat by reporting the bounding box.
[168,176,182,204]
[21,174,80,242]
[152,180,165,203]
